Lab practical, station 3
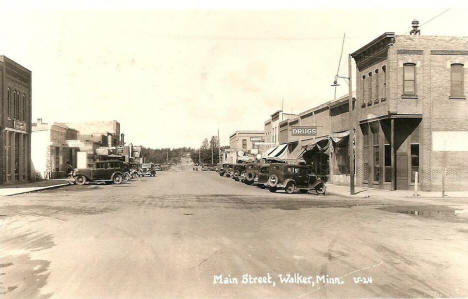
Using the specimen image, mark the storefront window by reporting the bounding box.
[411,143,419,183]
[362,125,370,181]
[384,144,391,182]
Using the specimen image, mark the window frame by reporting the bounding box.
[403,63,416,96]
[382,65,387,101]
[450,63,465,99]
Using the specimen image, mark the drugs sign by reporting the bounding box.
[291,126,317,136]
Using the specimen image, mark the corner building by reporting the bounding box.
[352,33,468,191]
[0,56,31,184]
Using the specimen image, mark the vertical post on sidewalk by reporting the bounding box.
[211,137,214,165]
[414,171,419,197]
[348,54,355,195]
[442,167,446,197]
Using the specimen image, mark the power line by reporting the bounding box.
[404,8,451,34]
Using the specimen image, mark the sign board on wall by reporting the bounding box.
[432,131,468,151]
[291,126,317,136]
[250,137,264,142]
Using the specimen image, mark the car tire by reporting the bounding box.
[316,185,326,195]
[113,173,123,184]
[268,174,278,187]
[75,175,87,185]
[285,182,296,194]
[269,187,277,193]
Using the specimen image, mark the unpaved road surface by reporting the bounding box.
[1,170,468,298]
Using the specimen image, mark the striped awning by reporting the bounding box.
[266,143,288,159]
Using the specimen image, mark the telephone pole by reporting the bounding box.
[211,137,214,165]
[348,54,355,195]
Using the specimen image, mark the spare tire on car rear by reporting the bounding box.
[268,174,278,187]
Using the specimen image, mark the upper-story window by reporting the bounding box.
[451,63,464,98]
[7,88,11,117]
[368,72,372,104]
[362,75,366,107]
[242,139,247,150]
[403,63,416,96]
[375,69,379,102]
[382,66,387,100]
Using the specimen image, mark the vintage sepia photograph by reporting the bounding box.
[1,1,468,298]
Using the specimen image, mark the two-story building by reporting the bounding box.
[227,130,264,163]
[0,56,31,184]
[352,27,468,191]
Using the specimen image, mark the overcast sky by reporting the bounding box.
[1,1,468,148]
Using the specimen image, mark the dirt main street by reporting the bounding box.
[1,170,468,298]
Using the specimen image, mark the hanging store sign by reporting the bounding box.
[291,126,317,136]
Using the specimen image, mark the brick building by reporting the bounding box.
[352,31,468,191]
[0,56,31,184]
[275,28,468,191]
[276,94,355,184]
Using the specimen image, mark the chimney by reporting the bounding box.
[410,19,420,35]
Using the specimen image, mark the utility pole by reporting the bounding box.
[166,151,169,164]
[348,54,355,195]
[198,148,201,165]
[211,137,214,165]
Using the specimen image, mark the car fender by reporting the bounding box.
[283,178,296,187]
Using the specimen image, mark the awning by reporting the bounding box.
[330,131,350,145]
[302,137,330,152]
[266,143,288,159]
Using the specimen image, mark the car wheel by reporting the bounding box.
[268,174,278,187]
[316,185,326,195]
[113,174,123,184]
[75,175,87,185]
[285,182,296,194]
[269,187,277,193]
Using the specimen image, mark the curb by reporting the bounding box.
[3,183,72,196]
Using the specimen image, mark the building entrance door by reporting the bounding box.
[396,153,409,190]
[15,134,20,181]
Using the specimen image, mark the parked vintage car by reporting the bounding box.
[266,163,326,194]
[73,160,128,185]
[224,164,234,177]
[243,163,260,185]
[141,163,156,177]
[254,164,273,188]
[231,164,246,181]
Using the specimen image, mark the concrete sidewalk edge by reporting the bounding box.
[3,182,72,197]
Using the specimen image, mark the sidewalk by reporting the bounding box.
[0,179,71,197]
[327,183,468,199]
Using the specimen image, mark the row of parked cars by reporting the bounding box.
[217,161,326,195]
[70,160,159,185]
